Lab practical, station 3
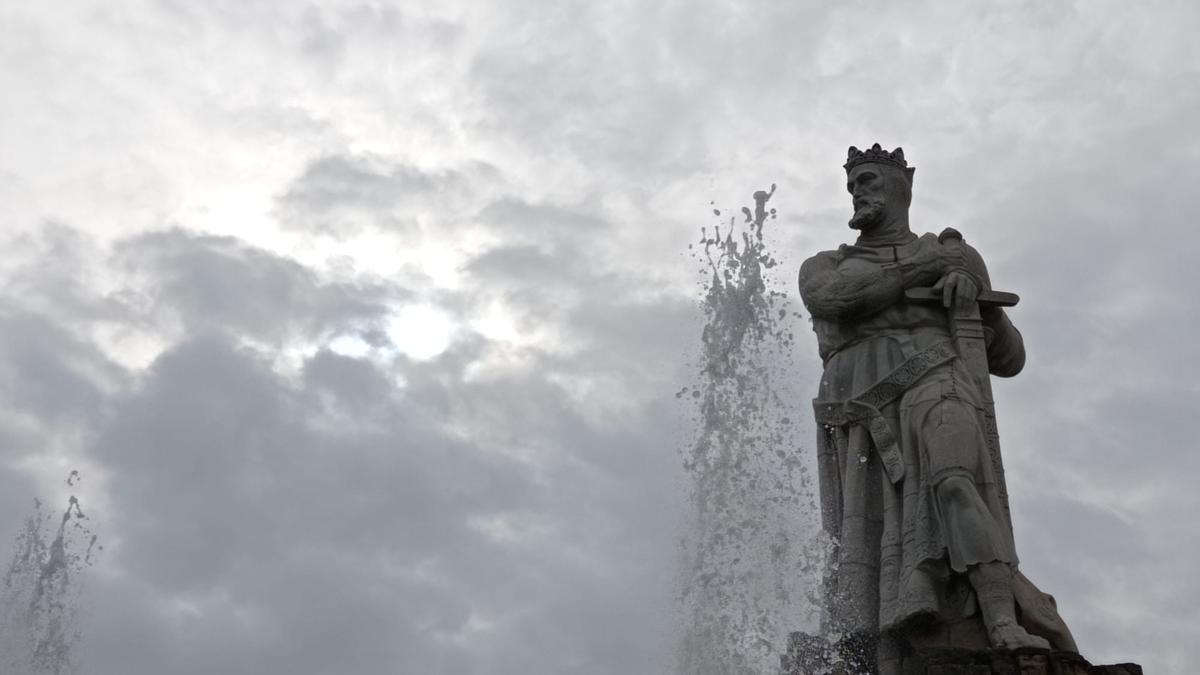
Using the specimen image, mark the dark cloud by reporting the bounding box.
[115,229,400,345]
[0,218,686,674]
[0,309,118,427]
[81,325,681,675]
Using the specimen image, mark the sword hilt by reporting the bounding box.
[905,287,1019,307]
[905,227,1021,308]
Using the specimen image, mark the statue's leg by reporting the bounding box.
[926,400,1011,569]
[967,561,1051,650]
[932,473,1004,564]
[934,476,1048,649]
[926,399,1050,651]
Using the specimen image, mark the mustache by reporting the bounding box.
[848,196,887,229]
[853,194,887,211]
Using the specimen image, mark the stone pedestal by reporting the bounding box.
[896,648,1142,675]
[780,632,1143,675]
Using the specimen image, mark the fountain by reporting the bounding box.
[679,146,1144,675]
[676,185,829,674]
[0,473,98,675]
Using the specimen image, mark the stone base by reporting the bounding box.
[898,648,1142,675]
[780,632,1142,675]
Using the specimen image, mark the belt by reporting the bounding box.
[813,340,957,484]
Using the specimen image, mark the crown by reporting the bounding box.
[844,143,909,172]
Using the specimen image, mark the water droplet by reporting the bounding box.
[2,477,97,673]
[681,186,825,672]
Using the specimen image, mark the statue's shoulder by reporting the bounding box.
[914,231,941,247]
[799,248,844,278]
[916,229,993,281]
[916,229,982,253]
[908,231,952,256]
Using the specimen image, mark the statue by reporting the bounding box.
[796,144,1078,671]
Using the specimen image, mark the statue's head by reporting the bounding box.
[844,144,916,231]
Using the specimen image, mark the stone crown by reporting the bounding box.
[844,143,909,172]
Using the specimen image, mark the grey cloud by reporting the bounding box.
[462,243,597,322]
[454,198,617,317]
[0,309,119,427]
[277,155,501,237]
[467,244,567,282]
[0,216,691,675]
[91,336,504,669]
[465,2,835,177]
[940,111,1200,669]
[115,229,399,345]
[83,322,680,675]
[0,304,120,564]
[475,197,606,241]
[458,216,704,409]
[3,223,130,324]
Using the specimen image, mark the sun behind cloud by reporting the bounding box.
[386,302,457,361]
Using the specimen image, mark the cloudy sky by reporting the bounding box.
[1,0,1198,673]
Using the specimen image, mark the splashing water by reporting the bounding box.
[0,475,99,675]
[676,186,830,674]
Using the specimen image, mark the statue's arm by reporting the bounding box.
[961,242,1026,377]
[798,249,942,321]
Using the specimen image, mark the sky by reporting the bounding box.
[1,0,1198,673]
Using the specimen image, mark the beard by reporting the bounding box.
[848,196,887,230]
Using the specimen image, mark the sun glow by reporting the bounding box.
[386,303,457,361]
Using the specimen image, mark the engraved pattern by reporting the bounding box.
[983,412,1010,525]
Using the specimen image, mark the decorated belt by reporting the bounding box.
[812,340,957,484]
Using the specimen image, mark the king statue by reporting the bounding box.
[798,144,1077,671]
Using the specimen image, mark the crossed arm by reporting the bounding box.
[797,246,945,322]
[798,238,1026,376]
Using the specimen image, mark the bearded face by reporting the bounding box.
[846,163,912,231]
[848,193,887,230]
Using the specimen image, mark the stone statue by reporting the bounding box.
[797,144,1078,671]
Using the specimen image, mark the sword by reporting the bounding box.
[904,228,1019,533]
[906,232,1081,650]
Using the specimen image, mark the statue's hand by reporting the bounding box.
[934,236,969,274]
[933,268,980,309]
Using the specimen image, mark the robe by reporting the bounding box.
[800,232,1026,635]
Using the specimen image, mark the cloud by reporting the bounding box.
[277,155,501,238]
[82,327,681,675]
[3,1,1200,673]
[114,228,401,347]
[0,216,689,674]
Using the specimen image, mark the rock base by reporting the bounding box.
[780,632,1142,675]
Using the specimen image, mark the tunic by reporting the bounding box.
[799,232,1026,634]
